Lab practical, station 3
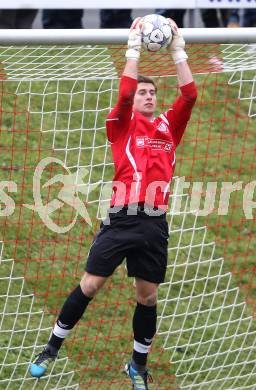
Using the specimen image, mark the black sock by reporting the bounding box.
[132,302,157,371]
[47,284,92,351]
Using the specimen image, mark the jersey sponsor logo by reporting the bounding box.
[136,136,173,153]
[157,121,169,133]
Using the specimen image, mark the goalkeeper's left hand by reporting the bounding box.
[167,18,188,64]
[125,17,143,61]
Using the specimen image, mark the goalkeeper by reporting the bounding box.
[29,17,197,389]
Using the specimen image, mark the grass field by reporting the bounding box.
[0,44,256,389]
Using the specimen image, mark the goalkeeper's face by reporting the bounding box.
[133,82,157,119]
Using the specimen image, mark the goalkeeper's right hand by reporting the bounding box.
[125,17,143,61]
[168,18,188,64]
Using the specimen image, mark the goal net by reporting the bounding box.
[0,31,256,389]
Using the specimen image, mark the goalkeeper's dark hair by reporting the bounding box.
[138,75,157,93]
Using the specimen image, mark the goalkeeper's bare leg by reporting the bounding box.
[29,272,107,378]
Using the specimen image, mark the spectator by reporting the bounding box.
[156,9,186,28]
[100,9,132,28]
[201,9,229,27]
[0,9,37,28]
[42,10,83,29]
[227,10,240,28]
[225,9,256,28]
[243,9,256,27]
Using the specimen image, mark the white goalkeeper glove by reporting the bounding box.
[168,18,188,64]
[125,17,143,61]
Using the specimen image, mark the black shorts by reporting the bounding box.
[85,207,169,284]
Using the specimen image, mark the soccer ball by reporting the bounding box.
[141,14,173,52]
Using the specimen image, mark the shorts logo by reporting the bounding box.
[157,121,169,133]
[57,320,69,328]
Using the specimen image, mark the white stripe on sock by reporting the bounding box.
[53,323,70,338]
[133,340,151,354]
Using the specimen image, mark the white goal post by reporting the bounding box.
[0,28,255,44]
[0,29,256,390]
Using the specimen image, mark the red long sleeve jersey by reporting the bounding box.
[106,75,197,210]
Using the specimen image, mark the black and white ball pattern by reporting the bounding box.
[141,14,173,52]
